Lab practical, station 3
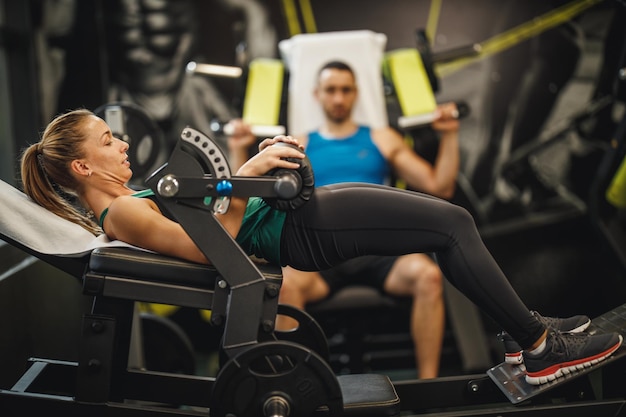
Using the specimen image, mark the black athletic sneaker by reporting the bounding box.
[524,330,622,385]
[499,311,591,365]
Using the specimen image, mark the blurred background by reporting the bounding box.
[1,0,625,384]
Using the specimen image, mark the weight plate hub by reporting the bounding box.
[210,341,342,417]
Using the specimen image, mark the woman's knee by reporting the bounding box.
[445,203,476,230]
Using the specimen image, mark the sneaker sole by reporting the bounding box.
[505,352,524,365]
[525,334,623,385]
[568,319,592,333]
[506,318,592,366]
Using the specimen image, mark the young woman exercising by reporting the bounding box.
[20,109,622,385]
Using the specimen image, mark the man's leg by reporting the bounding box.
[384,254,445,379]
[277,266,330,330]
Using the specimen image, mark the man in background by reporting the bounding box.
[229,60,460,378]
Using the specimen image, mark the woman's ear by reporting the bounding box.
[71,159,91,177]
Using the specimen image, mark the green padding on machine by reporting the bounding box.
[384,48,437,126]
[242,58,285,126]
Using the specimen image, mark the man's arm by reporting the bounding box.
[227,119,257,172]
[374,102,460,199]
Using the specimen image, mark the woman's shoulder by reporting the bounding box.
[103,193,161,239]
[108,193,157,215]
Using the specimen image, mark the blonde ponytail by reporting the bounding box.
[20,109,102,236]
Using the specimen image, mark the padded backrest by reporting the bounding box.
[384,48,437,122]
[278,30,388,136]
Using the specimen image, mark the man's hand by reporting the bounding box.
[431,102,460,134]
[227,118,257,152]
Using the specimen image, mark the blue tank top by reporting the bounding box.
[99,190,285,265]
[307,126,389,186]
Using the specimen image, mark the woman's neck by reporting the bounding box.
[82,183,135,221]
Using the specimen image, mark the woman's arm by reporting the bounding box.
[105,196,210,263]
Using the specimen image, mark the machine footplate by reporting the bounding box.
[487,303,626,404]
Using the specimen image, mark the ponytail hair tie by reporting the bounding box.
[36,152,45,170]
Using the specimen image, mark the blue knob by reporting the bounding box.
[216,180,233,196]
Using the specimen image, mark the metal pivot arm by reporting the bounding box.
[144,127,306,358]
[151,175,303,201]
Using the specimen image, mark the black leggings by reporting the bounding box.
[280,183,544,349]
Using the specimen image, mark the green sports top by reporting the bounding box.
[99,190,286,265]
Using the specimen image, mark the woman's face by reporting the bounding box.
[79,115,133,184]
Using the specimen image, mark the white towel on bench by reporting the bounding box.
[0,179,139,256]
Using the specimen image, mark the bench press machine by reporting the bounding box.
[2,126,626,417]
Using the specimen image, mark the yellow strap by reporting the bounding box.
[242,59,284,126]
[299,0,317,33]
[425,0,443,46]
[606,154,626,208]
[384,49,437,116]
[436,0,603,77]
[281,0,301,36]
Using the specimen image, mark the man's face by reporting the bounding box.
[315,68,357,124]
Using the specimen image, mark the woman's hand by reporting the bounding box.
[258,135,304,152]
[236,136,305,177]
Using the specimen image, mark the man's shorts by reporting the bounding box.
[319,255,399,294]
